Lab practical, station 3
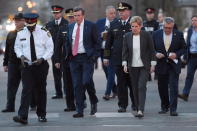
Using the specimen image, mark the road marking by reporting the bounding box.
[29,113,59,118]
[103,125,144,127]
[95,112,134,118]
[179,113,197,117]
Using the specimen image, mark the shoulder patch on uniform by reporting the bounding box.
[17,28,24,32]
[47,32,52,37]
[41,26,48,32]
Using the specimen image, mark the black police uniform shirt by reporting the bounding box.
[143,19,159,34]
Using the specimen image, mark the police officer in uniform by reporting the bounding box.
[65,8,75,24]
[104,2,136,112]
[54,9,76,112]
[143,8,159,34]
[46,5,68,99]
[2,13,25,113]
[13,13,53,124]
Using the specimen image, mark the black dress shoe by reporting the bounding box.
[103,95,110,100]
[158,109,169,114]
[51,95,63,99]
[73,113,84,118]
[170,112,178,116]
[118,107,126,113]
[2,108,15,113]
[13,116,28,125]
[38,116,47,122]
[64,107,76,112]
[90,104,97,115]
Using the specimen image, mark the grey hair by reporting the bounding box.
[105,5,116,13]
[164,17,175,24]
[130,16,143,26]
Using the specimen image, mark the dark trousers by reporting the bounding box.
[183,57,197,95]
[129,67,149,112]
[70,54,98,114]
[52,57,63,96]
[18,62,49,119]
[114,65,135,109]
[158,69,179,112]
[62,60,75,108]
[6,63,21,110]
[101,50,117,95]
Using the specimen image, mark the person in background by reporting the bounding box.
[143,8,159,34]
[46,5,68,99]
[178,15,197,101]
[96,5,117,100]
[104,2,136,112]
[2,13,25,113]
[65,8,75,24]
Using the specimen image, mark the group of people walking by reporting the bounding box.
[1,1,197,125]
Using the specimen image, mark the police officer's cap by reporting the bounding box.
[65,8,74,17]
[14,13,24,20]
[51,5,64,13]
[117,2,132,11]
[23,13,39,24]
[145,8,155,13]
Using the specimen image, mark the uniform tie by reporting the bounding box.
[30,31,37,61]
[72,24,80,56]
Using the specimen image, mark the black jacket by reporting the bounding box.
[45,18,68,59]
[3,30,21,66]
[104,18,131,66]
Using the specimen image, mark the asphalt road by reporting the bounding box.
[0,55,197,131]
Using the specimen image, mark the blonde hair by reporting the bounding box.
[130,16,143,26]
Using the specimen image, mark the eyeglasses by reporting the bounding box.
[164,27,173,30]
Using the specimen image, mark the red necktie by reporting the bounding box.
[72,24,80,56]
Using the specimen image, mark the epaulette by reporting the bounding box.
[41,26,51,37]
[17,28,24,32]
[41,26,48,32]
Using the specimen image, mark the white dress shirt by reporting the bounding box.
[14,25,54,62]
[132,35,144,67]
[55,17,62,25]
[72,19,85,54]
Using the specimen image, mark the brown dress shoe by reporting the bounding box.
[178,94,188,101]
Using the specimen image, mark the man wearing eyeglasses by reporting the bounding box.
[153,17,186,116]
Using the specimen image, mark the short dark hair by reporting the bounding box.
[73,7,85,15]
[191,15,197,19]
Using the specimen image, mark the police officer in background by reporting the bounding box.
[13,13,53,124]
[143,8,159,34]
[2,13,25,113]
[54,8,76,111]
[104,2,136,112]
[65,8,75,24]
[46,5,68,99]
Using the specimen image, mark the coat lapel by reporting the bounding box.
[168,31,176,51]
[160,31,167,53]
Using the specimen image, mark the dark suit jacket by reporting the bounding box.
[153,29,186,74]
[96,18,106,38]
[46,18,68,59]
[104,17,131,66]
[122,30,156,70]
[184,27,193,61]
[67,20,100,60]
